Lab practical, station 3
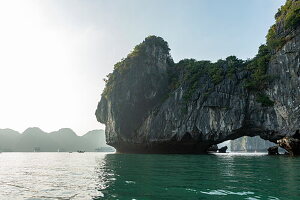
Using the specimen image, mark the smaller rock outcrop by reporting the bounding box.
[207,145,218,152]
[277,137,300,156]
[218,146,228,153]
[268,146,279,155]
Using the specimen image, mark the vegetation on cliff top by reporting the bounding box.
[170,56,245,101]
[157,0,300,102]
[102,0,299,106]
[245,0,299,104]
[175,0,300,103]
[128,35,170,58]
[240,0,299,108]
[244,44,272,91]
[102,36,170,97]
[267,0,300,50]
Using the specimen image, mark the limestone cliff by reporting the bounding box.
[96,0,300,154]
[230,136,275,152]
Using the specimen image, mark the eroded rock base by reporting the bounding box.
[110,142,209,154]
[268,146,279,155]
[277,137,300,156]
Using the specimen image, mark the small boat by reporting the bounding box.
[69,152,73,153]
[77,150,85,153]
[33,147,40,152]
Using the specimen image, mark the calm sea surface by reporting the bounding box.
[0,152,299,200]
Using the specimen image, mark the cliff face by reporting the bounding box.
[230,136,275,152]
[96,37,172,148]
[96,0,300,154]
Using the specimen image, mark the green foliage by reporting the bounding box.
[226,56,238,78]
[102,59,129,97]
[276,0,300,29]
[174,56,245,101]
[103,0,299,105]
[256,94,274,107]
[208,62,223,84]
[266,25,286,50]
[225,56,245,79]
[267,0,300,50]
[128,35,170,58]
[178,59,211,101]
[257,0,300,93]
[102,36,170,98]
[168,72,180,91]
[285,7,300,29]
[244,45,272,90]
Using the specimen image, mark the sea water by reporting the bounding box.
[0,152,299,199]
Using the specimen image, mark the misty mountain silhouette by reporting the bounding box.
[0,128,114,152]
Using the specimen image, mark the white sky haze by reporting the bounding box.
[0,0,285,135]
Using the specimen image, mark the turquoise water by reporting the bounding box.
[100,153,300,200]
[0,153,299,199]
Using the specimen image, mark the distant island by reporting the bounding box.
[0,127,115,152]
[230,136,276,152]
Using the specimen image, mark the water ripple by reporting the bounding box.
[0,152,300,199]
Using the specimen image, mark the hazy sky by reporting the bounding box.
[0,0,285,135]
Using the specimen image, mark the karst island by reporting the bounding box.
[96,0,300,155]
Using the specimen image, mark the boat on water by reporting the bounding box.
[77,150,85,153]
[33,147,40,152]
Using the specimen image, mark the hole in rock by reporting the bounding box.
[217,136,286,153]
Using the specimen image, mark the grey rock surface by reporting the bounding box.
[96,3,300,153]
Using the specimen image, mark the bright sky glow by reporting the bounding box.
[0,0,285,135]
